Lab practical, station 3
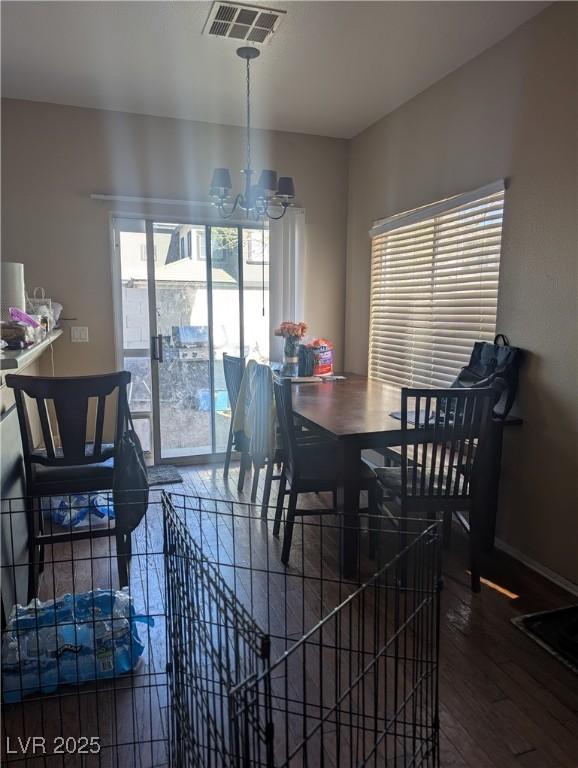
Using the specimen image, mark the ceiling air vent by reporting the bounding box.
[203,2,286,45]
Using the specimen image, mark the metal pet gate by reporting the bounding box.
[2,490,441,767]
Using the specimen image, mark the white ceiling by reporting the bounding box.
[1,1,548,139]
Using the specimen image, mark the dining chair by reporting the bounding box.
[222,353,246,483]
[272,376,378,565]
[374,385,500,592]
[254,366,333,513]
[245,361,276,502]
[232,361,316,500]
[5,371,132,600]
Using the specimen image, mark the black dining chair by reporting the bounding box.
[272,376,378,565]
[242,363,330,510]
[231,360,313,499]
[222,353,246,484]
[5,371,132,600]
[374,385,500,592]
[246,362,297,505]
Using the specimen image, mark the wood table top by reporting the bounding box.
[291,373,403,440]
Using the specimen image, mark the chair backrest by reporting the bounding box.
[223,353,245,414]
[5,371,131,467]
[273,376,300,480]
[400,385,498,506]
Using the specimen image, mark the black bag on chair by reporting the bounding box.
[451,334,523,419]
[113,405,149,534]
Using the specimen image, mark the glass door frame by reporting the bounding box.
[111,216,154,461]
[145,219,162,465]
[204,224,246,459]
[112,213,267,466]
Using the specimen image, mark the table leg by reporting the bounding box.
[478,418,504,552]
[338,439,361,579]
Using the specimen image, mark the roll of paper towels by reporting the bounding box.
[1,262,26,321]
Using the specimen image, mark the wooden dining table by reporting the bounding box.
[291,374,406,576]
[290,373,506,577]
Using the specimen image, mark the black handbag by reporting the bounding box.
[113,402,149,534]
[451,334,523,419]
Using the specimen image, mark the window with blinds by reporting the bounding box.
[369,181,504,388]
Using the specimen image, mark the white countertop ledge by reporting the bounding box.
[0,330,63,372]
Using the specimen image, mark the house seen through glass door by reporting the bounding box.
[114,217,269,463]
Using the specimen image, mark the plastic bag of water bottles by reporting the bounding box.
[42,494,115,528]
[1,589,152,703]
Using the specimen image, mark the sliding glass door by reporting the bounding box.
[113,217,269,463]
[150,222,212,458]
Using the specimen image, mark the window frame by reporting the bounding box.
[244,228,270,266]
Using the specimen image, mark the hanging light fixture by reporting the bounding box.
[209,46,296,221]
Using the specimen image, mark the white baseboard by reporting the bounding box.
[495,538,578,598]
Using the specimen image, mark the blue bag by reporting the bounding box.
[43,494,115,528]
[2,589,152,703]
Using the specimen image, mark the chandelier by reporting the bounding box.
[209,46,295,221]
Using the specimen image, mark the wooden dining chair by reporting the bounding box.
[232,361,312,500]
[374,385,500,592]
[254,366,333,513]
[272,376,378,565]
[5,371,131,600]
[222,353,246,482]
[245,362,275,502]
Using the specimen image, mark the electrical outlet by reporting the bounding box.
[71,326,89,343]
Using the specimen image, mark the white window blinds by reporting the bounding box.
[368,181,504,388]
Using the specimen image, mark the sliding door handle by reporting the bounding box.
[151,335,160,362]
[157,334,164,363]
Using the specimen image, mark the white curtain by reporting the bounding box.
[268,208,305,360]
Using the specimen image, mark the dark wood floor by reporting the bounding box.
[180,461,578,768]
[2,460,577,767]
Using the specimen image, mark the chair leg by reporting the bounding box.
[38,498,46,575]
[367,484,377,516]
[281,490,298,565]
[443,510,453,548]
[251,460,261,503]
[238,451,250,492]
[125,531,133,565]
[369,515,383,560]
[367,484,380,559]
[469,507,482,593]
[38,541,45,576]
[223,424,234,480]
[397,505,409,587]
[116,531,130,589]
[261,458,275,519]
[28,549,41,603]
[26,497,41,602]
[273,470,287,538]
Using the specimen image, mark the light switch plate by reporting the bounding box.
[71,326,89,343]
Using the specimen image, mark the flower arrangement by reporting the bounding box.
[275,321,308,364]
[274,321,308,339]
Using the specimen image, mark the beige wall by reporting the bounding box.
[345,3,578,585]
[1,100,348,375]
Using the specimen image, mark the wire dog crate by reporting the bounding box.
[1,490,441,767]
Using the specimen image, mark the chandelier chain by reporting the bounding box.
[246,56,251,173]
